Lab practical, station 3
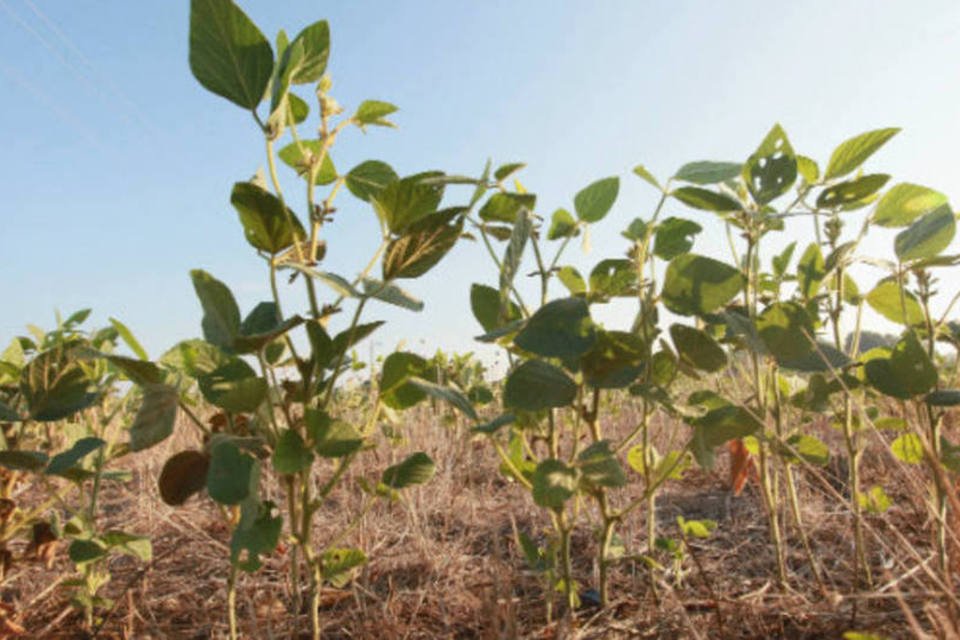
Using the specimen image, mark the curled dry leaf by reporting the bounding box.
[158,450,211,506]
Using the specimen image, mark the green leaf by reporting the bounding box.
[499,209,531,299]
[158,450,210,506]
[796,155,819,184]
[69,539,107,566]
[856,487,892,515]
[672,186,741,212]
[653,217,701,260]
[372,173,445,234]
[0,451,48,472]
[479,193,536,224]
[662,254,744,316]
[556,266,587,296]
[471,414,516,435]
[757,302,815,363]
[670,324,727,373]
[109,317,148,360]
[190,270,241,350]
[293,267,359,298]
[361,278,424,311]
[198,358,267,413]
[188,0,273,109]
[873,182,948,228]
[130,383,180,451]
[588,259,638,299]
[532,459,578,511]
[494,162,525,182]
[894,205,956,262]
[678,517,717,539]
[674,161,741,185]
[891,433,924,464]
[406,377,478,421]
[926,390,960,407]
[514,297,596,360]
[307,411,363,458]
[231,500,282,572]
[574,177,619,223]
[101,530,152,562]
[816,174,890,209]
[0,401,21,422]
[547,208,579,240]
[743,124,797,205]
[230,181,306,254]
[577,441,626,489]
[354,100,398,128]
[796,243,825,301]
[504,360,577,411]
[690,404,763,468]
[381,452,435,489]
[581,330,645,389]
[865,280,925,326]
[272,429,314,474]
[632,164,662,190]
[287,20,329,84]
[824,128,900,180]
[469,284,521,333]
[207,440,256,505]
[865,332,937,399]
[277,140,337,185]
[46,437,104,477]
[379,352,430,409]
[345,160,398,202]
[159,339,228,379]
[383,209,463,280]
[321,547,367,587]
[780,434,829,466]
[235,302,303,354]
[21,343,98,421]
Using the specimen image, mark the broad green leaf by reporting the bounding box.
[109,318,148,360]
[577,441,626,489]
[99,353,163,386]
[874,182,948,228]
[188,0,273,109]
[654,217,702,260]
[361,278,424,311]
[469,283,521,332]
[129,384,179,451]
[0,451,48,472]
[277,140,337,185]
[757,302,815,363]
[307,411,363,458]
[514,297,596,360]
[865,280,925,326]
[672,186,741,212]
[556,266,587,296]
[678,517,716,539]
[547,208,579,240]
[581,330,645,389]
[796,155,819,184]
[890,433,924,464]
[198,358,267,413]
[632,164,661,190]
[406,377,478,421]
[321,547,367,587]
[690,404,763,468]
[383,209,463,279]
[345,160,398,202]
[479,193,536,224]
[287,20,329,84]
[46,437,104,477]
[779,341,851,373]
[371,173,445,234]
[379,352,430,409]
[857,487,892,515]
[230,181,307,254]
[235,302,303,354]
[230,500,282,572]
[532,459,578,511]
[894,205,956,262]
[865,332,937,399]
[574,177,619,223]
[272,429,313,474]
[780,434,829,466]
[816,174,889,209]
[101,530,152,562]
[21,343,97,422]
[69,539,107,566]
[621,218,648,242]
[207,439,256,505]
[190,270,241,350]
[662,254,744,316]
[824,128,900,180]
[494,162,525,182]
[926,390,960,407]
[670,324,727,373]
[354,100,398,128]
[159,339,228,379]
[328,322,383,368]
[796,243,825,301]
[674,161,741,185]
[158,450,210,506]
[504,360,577,411]
[743,124,797,205]
[589,259,638,299]
[381,451,435,489]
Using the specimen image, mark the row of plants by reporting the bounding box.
[1,0,958,636]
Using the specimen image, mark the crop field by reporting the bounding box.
[1,1,959,639]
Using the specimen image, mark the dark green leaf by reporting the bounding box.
[589,259,638,299]
[574,177,619,223]
[654,217,702,260]
[130,384,179,451]
[816,174,890,209]
[198,358,267,413]
[287,20,329,83]
[272,429,313,474]
[581,330,646,389]
[504,360,577,411]
[670,324,727,373]
[191,270,241,350]
[230,500,282,572]
[532,459,578,510]
[372,173,445,234]
[379,352,430,409]
[757,302,815,363]
[479,193,535,224]
[406,377,478,421]
[577,441,626,489]
[672,186,741,212]
[307,410,363,458]
[470,284,521,333]
[514,297,596,360]
[0,451,48,472]
[661,254,744,316]
[674,161,741,185]
[46,437,104,477]
[894,205,956,262]
[354,100,398,128]
[361,278,424,311]
[381,451,435,489]
[345,160,398,202]
[21,343,97,421]
[230,181,306,254]
[547,208,579,240]
[207,439,256,505]
[383,209,463,279]
[278,140,337,185]
[796,243,825,301]
[743,124,797,205]
[69,539,107,566]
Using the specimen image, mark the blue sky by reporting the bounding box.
[2,1,959,363]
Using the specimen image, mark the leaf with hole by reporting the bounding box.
[743,124,797,205]
[816,174,890,209]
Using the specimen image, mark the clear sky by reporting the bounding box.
[2,1,960,363]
